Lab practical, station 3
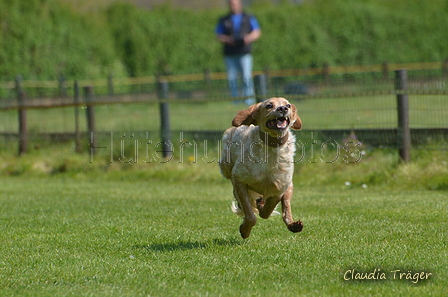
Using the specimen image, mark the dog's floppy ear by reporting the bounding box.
[232,103,261,127]
[290,104,302,130]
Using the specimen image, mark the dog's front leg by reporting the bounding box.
[281,184,303,233]
[232,178,257,239]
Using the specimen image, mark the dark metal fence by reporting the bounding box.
[1,64,447,161]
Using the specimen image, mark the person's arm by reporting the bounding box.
[244,28,261,45]
[216,19,235,46]
[244,16,261,45]
[217,34,235,46]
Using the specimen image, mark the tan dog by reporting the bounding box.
[219,97,303,238]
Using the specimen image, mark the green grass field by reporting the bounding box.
[0,164,446,296]
[0,90,447,296]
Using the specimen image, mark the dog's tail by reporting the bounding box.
[231,200,280,217]
[231,200,247,217]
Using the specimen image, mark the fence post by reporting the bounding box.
[382,61,389,80]
[157,80,172,159]
[108,74,114,96]
[395,69,411,162]
[323,63,330,83]
[59,74,67,97]
[254,74,268,103]
[74,81,82,153]
[263,66,271,92]
[84,86,97,154]
[16,75,28,156]
[443,59,448,77]
[204,69,212,87]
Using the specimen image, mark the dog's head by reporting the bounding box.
[232,97,302,137]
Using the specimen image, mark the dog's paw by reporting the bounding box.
[239,225,252,239]
[240,219,256,239]
[287,221,303,233]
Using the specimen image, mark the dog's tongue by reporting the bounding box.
[276,118,288,129]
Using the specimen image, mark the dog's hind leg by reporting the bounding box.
[256,196,281,219]
[232,179,257,239]
[281,184,303,233]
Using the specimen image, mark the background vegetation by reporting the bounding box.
[0,139,446,191]
[0,0,447,80]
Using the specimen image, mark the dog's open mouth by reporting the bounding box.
[266,117,289,130]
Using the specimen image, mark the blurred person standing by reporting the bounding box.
[215,0,261,104]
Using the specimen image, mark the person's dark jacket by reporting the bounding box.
[218,13,253,56]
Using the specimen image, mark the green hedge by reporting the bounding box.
[0,0,447,80]
[0,0,124,80]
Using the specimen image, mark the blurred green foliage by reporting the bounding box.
[0,0,447,80]
[0,0,124,80]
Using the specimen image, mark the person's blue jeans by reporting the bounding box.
[224,54,255,100]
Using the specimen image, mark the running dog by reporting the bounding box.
[219,97,303,238]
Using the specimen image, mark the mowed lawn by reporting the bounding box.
[0,176,446,296]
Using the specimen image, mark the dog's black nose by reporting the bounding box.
[277,106,288,113]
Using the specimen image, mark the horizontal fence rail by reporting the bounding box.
[1,60,447,91]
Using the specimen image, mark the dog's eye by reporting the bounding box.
[286,104,291,108]
[265,103,273,109]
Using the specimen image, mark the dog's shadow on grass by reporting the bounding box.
[134,238,243,253]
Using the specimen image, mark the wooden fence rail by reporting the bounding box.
[1,60,447,91]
